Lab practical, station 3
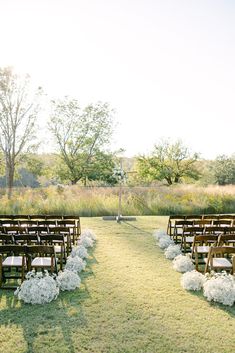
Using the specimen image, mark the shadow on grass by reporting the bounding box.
[189,289,235,317]
[0,247,98,353]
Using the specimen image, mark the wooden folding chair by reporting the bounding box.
[217,233,235,247]
[213,220,232,227]
[181,226,204,253]
[191,234,218,271]
[204,246,235,274]
[167,215,185,237]
[0,234,14,245]
[173,220,193,243]
[27,245,57,274]
[0,245,27,288]
[40,234,66,270]
[48,227,71,255]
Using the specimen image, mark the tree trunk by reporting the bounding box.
[6,162,15,199]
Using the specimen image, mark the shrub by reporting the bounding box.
[181,270,205,291]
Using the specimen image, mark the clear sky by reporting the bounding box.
[0,0,234,158]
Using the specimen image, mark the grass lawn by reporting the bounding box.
[0,216,234,353]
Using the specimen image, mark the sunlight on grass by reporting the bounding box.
[0,216,234,353]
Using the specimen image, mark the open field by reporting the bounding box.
[0,184,235,216]
[0,216,234,353]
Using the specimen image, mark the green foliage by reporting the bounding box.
[136,139,200,185]
[49,98,115,185]
[212,154,235,185]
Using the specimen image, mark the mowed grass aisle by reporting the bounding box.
[0,216,234,353]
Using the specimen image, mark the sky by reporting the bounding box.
[0,0,235,159]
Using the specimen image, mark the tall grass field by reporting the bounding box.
[0,184,234,216]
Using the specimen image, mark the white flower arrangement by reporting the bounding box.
[112,167,126,182]
[159,235,174,249]
[153,229,168,241]
[56,269,81,291]
[81,229,97,241]
[14,270,59,305]
[65,255,86,273]
[164,244,182,260]
[173,254,194,273]
[203,272,235,306]
[71,245,89,259]
[181,270,205,291]
[78,235,94,248]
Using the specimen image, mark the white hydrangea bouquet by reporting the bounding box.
[65,255,86,273]
[159,235,174,249]
[181,270,205,291]
[14,270,59,305]
[71,245,89,259]
[81,229,97,241]
[78,234,94,248]
[164,244,182,260]
[173,254,194,273]
[153,229,168,241]
[203,271,235,306]
[57,269,81,291]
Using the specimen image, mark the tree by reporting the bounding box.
[49,98,115,185]
[212,155,235,185]
[137,139,199,185]
[0,67,41,198]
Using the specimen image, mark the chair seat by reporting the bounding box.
[31,257,54,267]
[54,245,63,253]
[185,236,194,243]
[204,257,232,268]
[3,256,25,267]
[196,246,210,254]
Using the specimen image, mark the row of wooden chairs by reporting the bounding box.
[0,232,68,268]
[0,244,57,289]
[0,225,78,246]
[190,233,235,271]
[167,214,235,237]
[0,215,81,239]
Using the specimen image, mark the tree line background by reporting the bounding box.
[0,67,235,200]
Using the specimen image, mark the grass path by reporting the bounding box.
[0,216,234,353]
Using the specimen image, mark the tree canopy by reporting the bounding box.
[49,98,115,185]
[0,67,41,197]
[136,139,200,185]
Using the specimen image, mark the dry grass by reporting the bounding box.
[0,216,234,353]
[0,184,234,216]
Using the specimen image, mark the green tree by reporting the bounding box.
[0,67,41,198]
[212,155,235,185]
[137,139,199,185]
[49,98,115,185]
